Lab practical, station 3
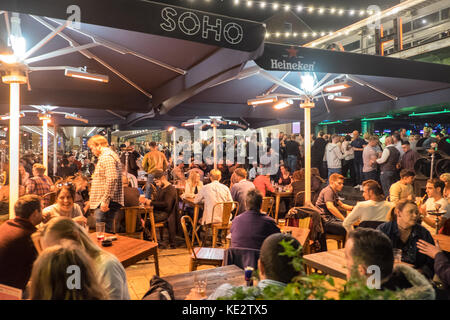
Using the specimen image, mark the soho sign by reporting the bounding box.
[160,7,244,45]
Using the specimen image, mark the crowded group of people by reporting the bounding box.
[0,125,449,300]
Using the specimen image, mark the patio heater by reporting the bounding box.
[0,56,26,219]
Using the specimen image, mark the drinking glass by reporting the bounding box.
[193,273,207,297]
[393,249,402,264]
[278,219,286,227]
[96,222,105,241]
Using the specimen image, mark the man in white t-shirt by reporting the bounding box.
[420,178,450,230]
[343,180,393,232]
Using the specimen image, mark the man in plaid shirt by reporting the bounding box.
[26,163,55,208]
[88,135,124,233]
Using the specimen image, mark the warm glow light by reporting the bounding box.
[234,0,239,5]
[330,8,336,14]
[308,6,314,13]
[284,4,290,11]
[334,96,352,102]
[181,122,202,127]
[318,8,324,14]
[303,33,308,38]
[273,3,279,10]
[246,1,253,7]
[338,9,344,15]
[248,97,277,105]
[349,10,355,16]
[324,82,351,92]
[274,99,293,110]
[0,54,18,64]
[296,5,303,12]
[65,68,109,83]
[260,1,266,8]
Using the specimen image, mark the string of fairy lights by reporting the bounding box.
[185,0,381,42]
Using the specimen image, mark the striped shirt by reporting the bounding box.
[90,148,124,209]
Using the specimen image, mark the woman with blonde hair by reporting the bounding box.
[30,243,108,300]
[182,170,203,199]
[39,217,130,300]
[440,173,450,200]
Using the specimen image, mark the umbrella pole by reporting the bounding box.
[43,119,48,175]
[9,83,20,219]
[213,123,217,170]
[301,99,315,205]
[173,129,176,167]
[53,124,57,176]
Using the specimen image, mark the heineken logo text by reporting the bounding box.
[270,59,315,71]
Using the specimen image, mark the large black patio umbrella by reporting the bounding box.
[146,43,450,204]
[0,0,265,218]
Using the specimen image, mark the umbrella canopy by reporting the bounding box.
[0,1,265,119]
[143,43,450,128]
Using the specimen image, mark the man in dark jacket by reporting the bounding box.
[311,131,328,179]
[0,195,42,291]
[345,228,435,300]
[141,170,178,248]
[230,189,280,250]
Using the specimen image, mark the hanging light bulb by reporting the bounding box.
[273,2,279,10]
[349,10,355,16]
[330,8,336,14]
[318,7,324,14]
[284,4,290,11]
[308,6,314,13]
[359,10,365,16]
[260,1,266,8]
[233,0,239,5]
[246,1,253,7]
[338,9,344,15]
[303,32,308,38]
[296,5,303,12]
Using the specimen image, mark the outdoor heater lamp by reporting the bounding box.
[273,99,293,110]
[333,96,352,102]
[323,79,352,93]
[247,96,277,106]
[64,68,109,83]
[64,114,89,124]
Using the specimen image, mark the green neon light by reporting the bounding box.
[361,115,393,121]
[408,109,450,117]
[319,120,342,125]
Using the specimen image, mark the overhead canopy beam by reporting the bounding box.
[106,109,126,120]
[47,17,187,75]
[258,69,306,96]
[30,15,153,99]
[347,74,399,100]
[25,43,101,64]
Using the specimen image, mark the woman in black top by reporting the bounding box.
[278,165,292,186]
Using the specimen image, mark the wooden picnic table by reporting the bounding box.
[279,226,310,248]
[433,234,450,252]
[268,190,293,222]
[162,265,245,300]
[89,233,159,275]
[303,249,348,280]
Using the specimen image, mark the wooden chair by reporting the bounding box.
[180,215,224,271]
[209,201,239,248]
[146,206,165,244]
[115,206,148,240]
[261,197,274,216]
[325,234,346,249]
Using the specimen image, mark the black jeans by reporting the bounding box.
[323,217,346,236]
[342,159,355,186]
[353,160,364,185]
